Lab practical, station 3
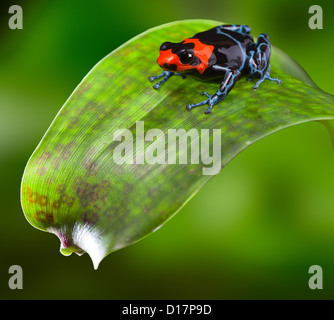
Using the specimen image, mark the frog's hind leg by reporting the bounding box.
[252,65,282,89]
[248,33,282,89]
[219,24,251,35]
[186,69,241,114]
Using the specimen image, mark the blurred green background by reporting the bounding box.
[1,0,334,299]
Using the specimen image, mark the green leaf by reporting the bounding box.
[21,20,334,269]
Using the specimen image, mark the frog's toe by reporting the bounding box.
[153,83,161,90]
[148,76,155,82]
[253,75,282,90]
[272,78,283,84]
[186,104,193,111]
[200,91,213,98]
[253,78,265,90]
[186,98,210,111]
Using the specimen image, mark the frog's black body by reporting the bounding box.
[149,24,282,114]
[190,26,253,78]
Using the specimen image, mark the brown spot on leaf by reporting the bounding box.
[148,187,159,198]
[52,201,60,210]
[52,157,61,170]
[38,195,49,206]
[82,158,99,176]
[67,197,75,207]
[105,72,114,79]
[57,184,66,194]
[36,167,47,176]
[55,143,74,160]
[74,82,91,99]
[83,210,98,225]
[75,179,111,207]
[67,116,80,129]
[35,152,51,164]
[73,176,83,188]
[59,193,68,203]
[123,182,133,195]
[76,182,91,207]
[159,211,168,221]
[22,186,32,195]
[36,210,54,224]
[46,178,56,185]
[112,164,124,176]
[29,192,39,204]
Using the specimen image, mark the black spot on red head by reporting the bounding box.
[159,41,195,54]
[163,63,177,71]
[157,38,214,74]
[160,42,172,51]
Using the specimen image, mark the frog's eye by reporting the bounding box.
[160,42,171,51]
[178,50,195,65]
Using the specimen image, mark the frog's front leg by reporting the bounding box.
[149,70,185,90]
[187,68,241,114]
[248,34,282,89]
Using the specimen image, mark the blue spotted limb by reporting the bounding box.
[251,65,282,90]
[247,34,282,90]
[149,71,186,89]
[186,69,241,114]
[219,24,251,35]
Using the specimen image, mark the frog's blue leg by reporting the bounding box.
[149,70,185,89]
[248,33,282,90]
[186,68,241,114]
[252,65,282,89]
[219,24,251,35]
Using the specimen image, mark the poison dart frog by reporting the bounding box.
[148,24,282,114]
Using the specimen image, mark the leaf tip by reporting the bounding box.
[50,223,108,270]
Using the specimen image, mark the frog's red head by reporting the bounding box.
[157,39,214,74]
